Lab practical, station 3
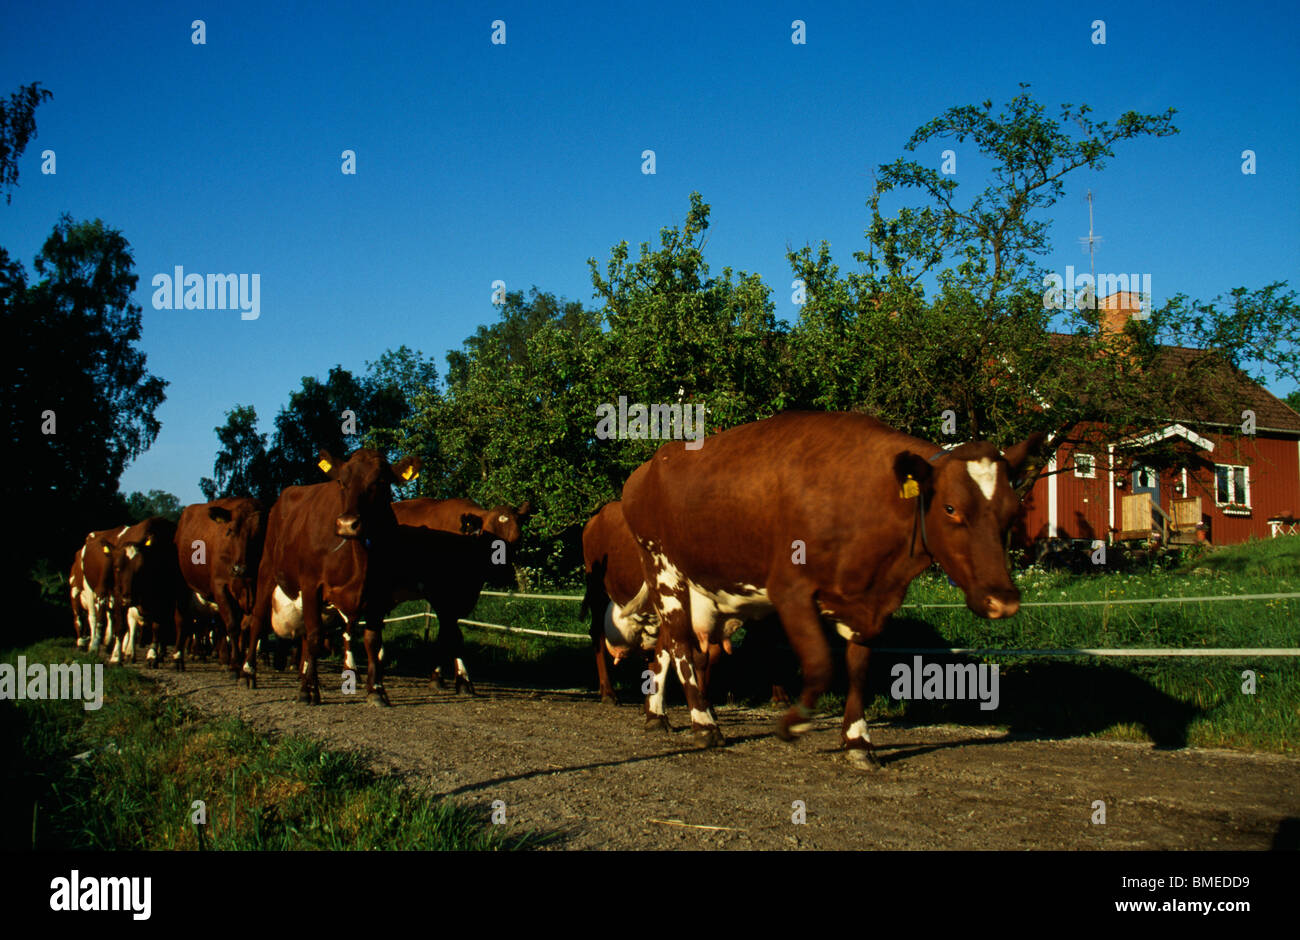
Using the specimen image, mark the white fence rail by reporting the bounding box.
[384,590,1300,656]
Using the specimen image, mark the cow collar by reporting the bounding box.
[909,448,949,558]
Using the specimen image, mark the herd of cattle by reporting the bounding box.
[68,411,1043,768]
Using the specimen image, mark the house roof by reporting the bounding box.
[1047,334,1300,434]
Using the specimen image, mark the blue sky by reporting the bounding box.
[4,0,1297,503]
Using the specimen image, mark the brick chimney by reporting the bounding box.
[1098,291,1144,337]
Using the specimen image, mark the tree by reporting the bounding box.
[785,87,1193,452]
[125,489,183,523]
[4,215,167,564]
[0,81,53,204]
[199,405,270,501]
[1286,389,1300,414]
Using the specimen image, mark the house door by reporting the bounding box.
[1132,462,1160,506]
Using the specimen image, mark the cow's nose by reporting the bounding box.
[336,515,361,538]
[985,594,1020,619]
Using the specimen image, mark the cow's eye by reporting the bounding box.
[944,505,956,514]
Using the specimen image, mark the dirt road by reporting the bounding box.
[141,661,1299,850]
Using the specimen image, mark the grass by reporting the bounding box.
[0,638,541,851]
[380,537,1300,754]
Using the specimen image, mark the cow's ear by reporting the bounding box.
[893,451,935,501]
[1002,432,1049,486]
[460,513,484,535]
[317,449,339,478]
[391,456,421,484]
[208,506,233,523]
[516,500,532,519]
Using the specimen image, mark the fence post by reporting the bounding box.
[423,601,432,642]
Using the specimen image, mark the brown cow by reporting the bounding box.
[175,498,266,670]
[110,517,183,668]
[384,497,531,691]
[238,448,420,704]
[69,525,129,654]
[620,411,1043,766]
[580,500,781,712]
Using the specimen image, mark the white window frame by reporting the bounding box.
[1215,463,1251,512]
[1073,453,1096,479]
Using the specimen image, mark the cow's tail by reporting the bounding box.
[580,558,607,624]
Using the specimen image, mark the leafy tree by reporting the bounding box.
[199,405,270,501]
[4,215,167,565]
[0,81,53,204]
[1285,389,1300,413]
[124,489,183,523]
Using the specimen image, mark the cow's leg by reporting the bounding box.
[87,598,106,657]
[767,578,832,742]
[361,608,389,707]
[298,591,323,705]
[642,643,672,733]
[840,641,881,770]
[171,605,187,671]
[428,610,473,694]
[667,615,724,749]
[239,578,273,688]
[72,590,88,649]
[592,604,617,705]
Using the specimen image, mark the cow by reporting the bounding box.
[580,500,784,713]
[376,518,512,692]
[175,498,266,671]
[385,497,531,692]
[69,525,128,654]
[109,516,183,668]
[620,411,1043,767]
[238,448,420,705]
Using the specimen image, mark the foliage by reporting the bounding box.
[3,215,166,563]
[124,489,183,523]
[0,81,53,204]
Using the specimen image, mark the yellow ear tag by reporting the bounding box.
[400,465,416,482]
[102,544,111,554]
[144,535,153,547]
[317,458,332,474]
[901,475,919,499]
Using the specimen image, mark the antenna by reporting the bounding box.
[1077,189,1102,310]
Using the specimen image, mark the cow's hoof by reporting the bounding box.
[845,747,882,772]
[455,677,476,696]
[691,726,726,749]
[75,638,88,649]
[296,689,314,704]
[366,689,391,707]
[644,715,671,734]
[599,693,618,706]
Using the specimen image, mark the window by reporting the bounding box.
[1073,453,1095,479]
[1215,464,1249,509]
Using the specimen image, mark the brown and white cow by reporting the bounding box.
[580,500,779,713]
[385,497,531,691]
[620,411,1043,765]
[175,498,266,670]
[110,516,183,668]
[69,525,129,654]
[239,448,419,704]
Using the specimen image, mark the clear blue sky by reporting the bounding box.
[5,0,1297,503]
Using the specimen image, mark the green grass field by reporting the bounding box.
[0,639,538,851]
[379,537,1300,754]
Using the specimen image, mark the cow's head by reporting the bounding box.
[112,518,174,609]
[317,448,421,539]
[466,500,532,547]
[893,433,1045,619]
[208,501,266,608]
